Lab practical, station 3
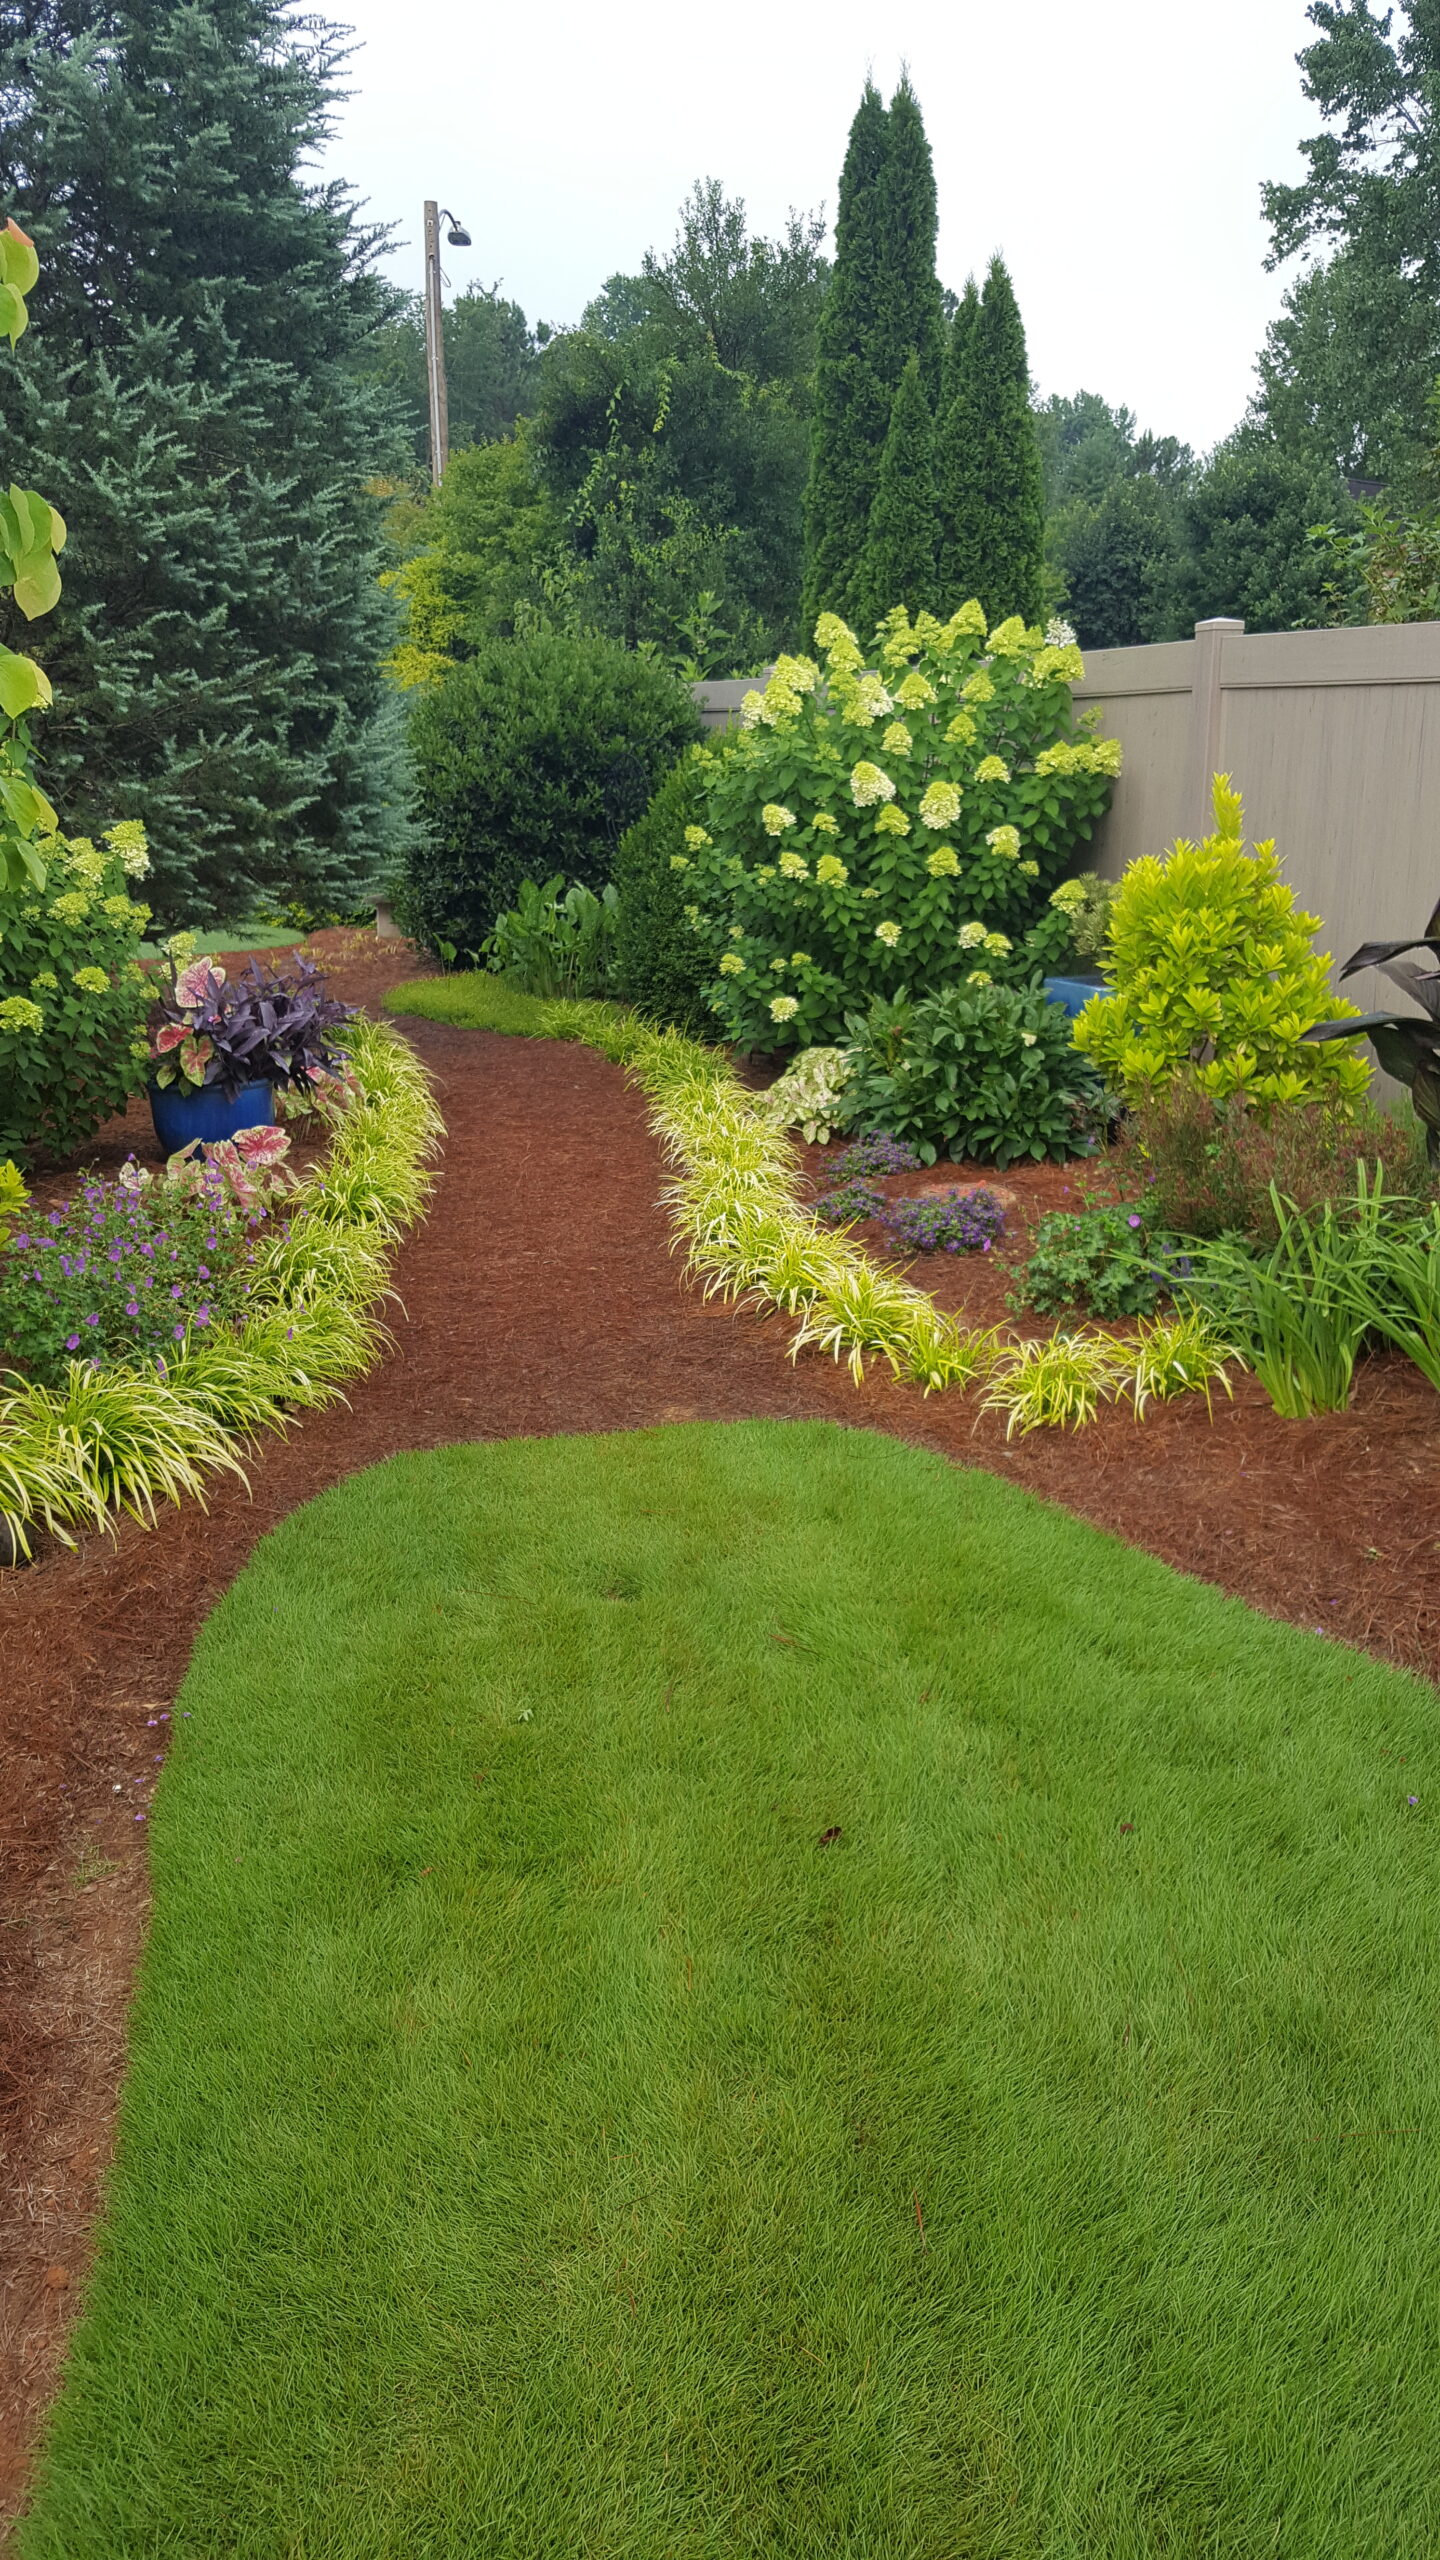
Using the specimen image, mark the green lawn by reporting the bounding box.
[138,926,303,959]
[385,972,555,1033]
[22,1422,1440,2557]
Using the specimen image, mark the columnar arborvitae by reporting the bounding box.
[934,276,981,609]
[803,76,949,638]
[960,256,1046,626]
[876,77,945,412]
[801,82,891,634]
[0,0,411,927]
[854,354,936,631]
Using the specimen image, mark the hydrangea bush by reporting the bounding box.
[680,605,1121,1054]
[0,821,152,1161]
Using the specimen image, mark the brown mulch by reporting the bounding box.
[3,931,1439,2530]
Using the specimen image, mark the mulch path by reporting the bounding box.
[3,930,1439,2531]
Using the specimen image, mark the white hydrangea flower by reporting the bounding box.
[849,761,896,808]
[874,920,901,948]
[769,994,799,1021]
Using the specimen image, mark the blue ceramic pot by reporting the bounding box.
[148,1076,275,1158]
[1042,971,1110,1022]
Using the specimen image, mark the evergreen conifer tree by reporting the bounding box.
[955,256,1046,627]
[934,276,981,609]
[801,80,890,634]
[0,0,410,926]
[876,77,945,410]
[854,354,935,632]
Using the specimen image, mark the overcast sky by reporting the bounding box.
[317,0,1320,455]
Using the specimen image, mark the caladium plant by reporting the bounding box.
[148,953,354,1098]
[1303,895,1440,1160]
[164,1125,297,1211]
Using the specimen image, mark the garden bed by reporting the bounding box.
[4,963,1440,2527]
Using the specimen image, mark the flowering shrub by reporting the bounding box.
[148,952,353,1097]
[0,822,152,1162]
[884,1187,1007,1256]
[841,981,1102,1167]
[1073,776,1371,1111]
[682,605,1120,1052]
[0,1163,263,1386]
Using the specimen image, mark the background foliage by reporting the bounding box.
[0,0,414,929]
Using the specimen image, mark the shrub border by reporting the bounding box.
[0,1018,444,1558]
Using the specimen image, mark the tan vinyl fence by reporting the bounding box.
[699,620,1440,1026]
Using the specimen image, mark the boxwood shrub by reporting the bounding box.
[613,749,718,1035]
[402,630,700,956]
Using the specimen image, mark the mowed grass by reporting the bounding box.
[22,1421,1440,2558]
[385,972,554,1033]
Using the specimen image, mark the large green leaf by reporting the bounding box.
[0,644,52,719]
[0,280,26,348]
[0,220,39,298]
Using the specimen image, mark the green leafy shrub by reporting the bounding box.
[0,823,152,1162]
[684,604,1120,1052]
[1122,1080,1432,1242]
[1073,776,1371,1110]
[483,876,619,999]
[752,1045,854,1143]
[841,980,1101,1166]
[1010,1201,1181,1321]
[403,630,700,955]
[612,751,715,1034]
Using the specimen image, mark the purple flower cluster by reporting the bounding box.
[816,1177,888,1228]
[830,1133,923,1179]
[813,1159,1009,1256]
[883,1188,1007,1256]
[1,1160,263,1386]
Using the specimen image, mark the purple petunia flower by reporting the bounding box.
[65,1333,81,1350]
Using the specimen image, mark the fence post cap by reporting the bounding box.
[1194,617,1245,634]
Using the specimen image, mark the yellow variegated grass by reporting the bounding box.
[511,995,1243,1419]
[0,1019,443,1554]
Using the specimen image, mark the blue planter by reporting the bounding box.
[1043,972,1110,1022]
[148,1076,275,1158]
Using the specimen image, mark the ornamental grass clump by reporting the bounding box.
[684,604,1120,1052]
[1073,776,1371,1112]
[0,1017,443,1558]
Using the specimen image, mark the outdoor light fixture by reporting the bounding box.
[422,201,472,481]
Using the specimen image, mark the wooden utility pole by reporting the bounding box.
[423,199,449,486]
